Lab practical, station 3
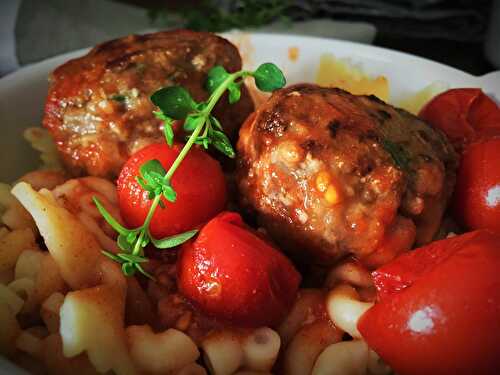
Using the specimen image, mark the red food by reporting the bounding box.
[117,143,227,238]
[453,137,500,233]
[358,230,500,375]
[419,88,500,149]
[177,212,301,327]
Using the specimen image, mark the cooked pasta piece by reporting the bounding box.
[14,249,66,314]
[15,330,44,359]
[18,170,67,191]
[0,227,38,273]
[8,278,35,302]
[126,325,200,374]
[176,363,208,375]
[12,182,103,289]
[41,292,65,333]
[283,320,343,375]
[324,261,373,290]
[326,284,373,339]
[241,327,281,372]
[42,334,99,375]
[367,349,392,375]
[0,183,35,231]
[59,262,135,375]
[202,330,244,375]
[0,283,24,315]
[278,289,325,346]
[0,302,21,355]
[311,340,369,375]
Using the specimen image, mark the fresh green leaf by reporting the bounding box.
[117,253,149,263]
[227,82,241,104]
[253,63,286,92]
[163,117,175,147]
[206,66,229,94]
[122,262,136,276]
[140,159,166,180]
[151,86,197,120]
[162,184,177,202]
[184,114,205,132]
[127,232,138,244]
[151,229,198,249]
[134,263,155,279]
[93,197,130,236]
[211,130,235,158]
[102,250,124,263]
[117,234,133,252]
[210,115,223,130]
[158,199,166,209]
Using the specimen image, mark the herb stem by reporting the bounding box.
[204,71,250,114]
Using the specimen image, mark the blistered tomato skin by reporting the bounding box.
[358,230,500,375]
[117,143,227,238]
[177,212,301,327]
[453,137,500,233]
[419,88,500,149]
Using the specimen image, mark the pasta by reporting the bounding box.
[201,330,244,375]
[0,227,38,273]
[311,340,369,375]
[283,320,343,375]
[241,327,281,372]
[41,292,65,333]
[126,325,200,374]
[326,284,374,339]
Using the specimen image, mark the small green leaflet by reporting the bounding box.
[211,130,235,158]
[253,63,286,92]
[163,117,174,147]
[151,86,197,120]
[151,229,198,249]
[136,160,177,202]
[184,114,205,132]
[93,197,131,236]
[206,66,229,93]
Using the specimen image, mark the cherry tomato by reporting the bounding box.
[177,212,301,327]
[117,143,227,238]
[358,230,500,375]
[453,137,500,233]
[419,88,500,149]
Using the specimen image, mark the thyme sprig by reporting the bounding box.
[94,63,286,278]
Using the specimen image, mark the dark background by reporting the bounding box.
[119,0,495,75]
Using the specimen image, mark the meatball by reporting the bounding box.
[237,84,457,267]
[43,30,254,178]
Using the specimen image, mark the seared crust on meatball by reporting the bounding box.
[43,29,254,177]
[237,84,457,267]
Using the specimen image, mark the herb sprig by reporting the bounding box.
[94,63,286,278]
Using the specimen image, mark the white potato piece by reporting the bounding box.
[41,292,65,333]
[202,330,244,375]
[311,340,369,375]
[12,182,103,289]
[283,320,343,375]
[42,334,99,375]
[241,327,280,372]
[60,263,135,375]
[278,289,325,346]
[0,301,21,355]
[326,284,373,339]
[127,325,199,374]
[0,227,38,273]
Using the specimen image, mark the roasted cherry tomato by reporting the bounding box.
[117,143,226,238]
[419,88,500,149]
[453,136,500,233]
[358,230,500,375]
[177,212,301,327]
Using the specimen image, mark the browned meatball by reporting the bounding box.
[43,30,254,178]
[237,84,457,268]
